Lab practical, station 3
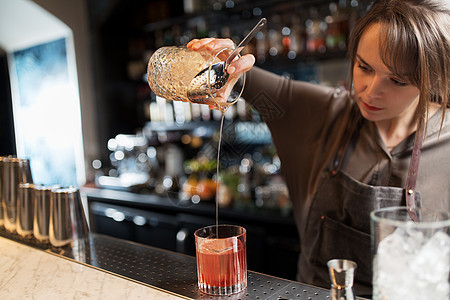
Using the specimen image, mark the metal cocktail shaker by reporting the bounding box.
[33,185,58,242]
[2,157,33,232]
[0,156,6,227]
[49,187,89,248]
[17,183,35,237]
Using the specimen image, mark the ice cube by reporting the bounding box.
[201,238,234,254]
[375,228,450,300]
[411,231,450,283]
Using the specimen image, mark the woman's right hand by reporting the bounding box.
[187,38,256,110]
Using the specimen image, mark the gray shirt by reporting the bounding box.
[242,67,450,229]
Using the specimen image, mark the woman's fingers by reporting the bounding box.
[187,38,215,50]
[204,39,235,51]
[186,39,199,48]
[187,39,255,73]
[187,38,235,53]
[227,54,255,75]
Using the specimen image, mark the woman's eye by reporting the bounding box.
[358,64,370,71]
[391,78,408,86]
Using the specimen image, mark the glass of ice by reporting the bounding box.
[147,46,245,113]
[194,225,247,295]
[370,206,450,300]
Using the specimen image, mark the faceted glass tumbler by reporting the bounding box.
[195,225,247,295]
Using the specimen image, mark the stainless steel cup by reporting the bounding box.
[327,259,357,300]
[49,187,73,247]
[33,185,58,242]
[0,156,6,227]
[17,183,35,237]
[49,187,89,248]
[2,157,33,232]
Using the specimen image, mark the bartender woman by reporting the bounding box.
[188,0,450,296]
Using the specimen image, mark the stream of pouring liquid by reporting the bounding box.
[215,112,226,233]
[186,80,232,237]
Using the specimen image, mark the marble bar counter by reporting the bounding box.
[0,230,363,300]
[0,235,183,299]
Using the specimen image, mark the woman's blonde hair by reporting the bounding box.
[348,0,450,131]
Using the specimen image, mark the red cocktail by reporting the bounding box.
[195,225,247,295]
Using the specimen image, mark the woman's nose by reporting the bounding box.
[366,76,384,99]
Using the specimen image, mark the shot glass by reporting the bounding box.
[370,206,450,300]
[194,225,247,295]
[327,259,357,300]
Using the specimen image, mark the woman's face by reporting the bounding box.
[353,23,420,124]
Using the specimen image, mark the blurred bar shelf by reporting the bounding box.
[84,187,294,226]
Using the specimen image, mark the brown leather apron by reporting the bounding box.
[297,119,423,297]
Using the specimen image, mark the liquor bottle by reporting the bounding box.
[305,7,327,53]
[348,0,364,37]
[281,25,291,58]
[255,29,268,63]
[267,14,284,59]
[287,15,306,59]
[325,2,346,51]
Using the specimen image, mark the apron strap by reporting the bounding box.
[405,126,424,221]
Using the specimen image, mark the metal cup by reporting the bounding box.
[2,157,33,232]
[17,183,35,237]
[33,185,58,242]
[0,156,6,227]
[49,187,73,247]
[327,259,357,300]
[49,187,89,248]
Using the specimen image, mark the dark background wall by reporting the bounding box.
[0,50,15,156]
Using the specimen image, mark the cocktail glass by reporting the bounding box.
[194,224,247,295]
[147,46,245,113]
[370,206,450,300]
